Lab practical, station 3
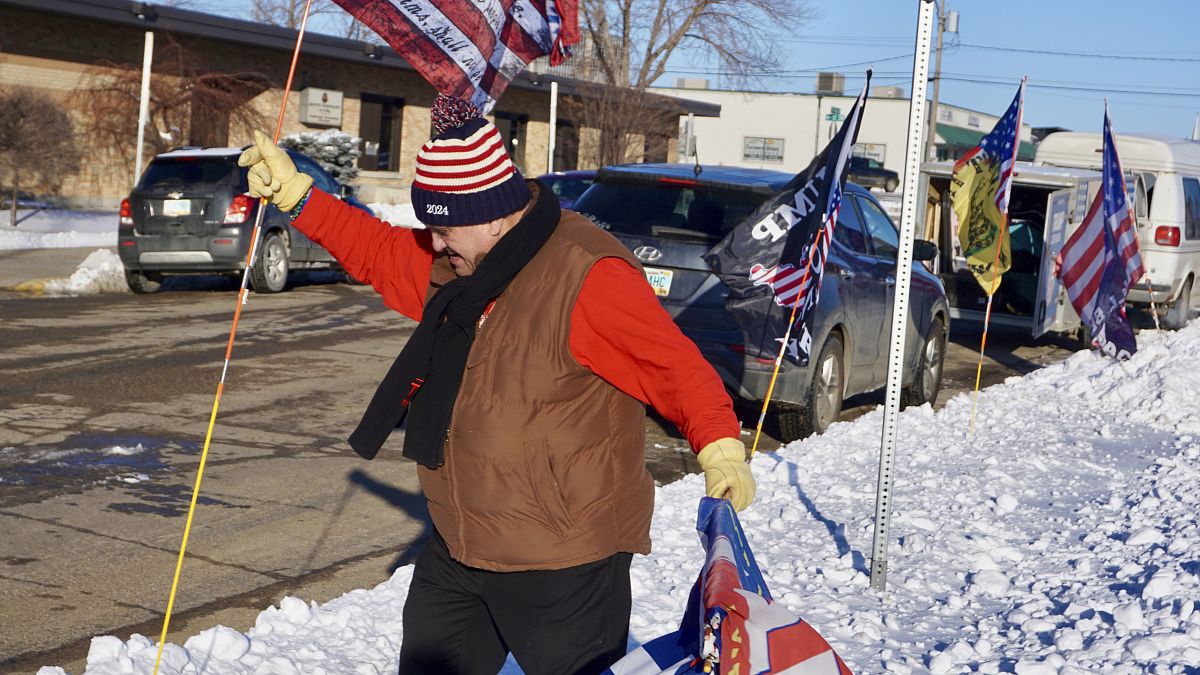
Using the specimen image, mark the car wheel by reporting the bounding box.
[343,271,368,286]
[1161,276,1192,330]
[902,316,946,408]
[885,177,899,192]
[124,269,163,294]
[776,332,844,442]
[251,232,289,293]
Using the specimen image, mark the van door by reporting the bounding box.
[1033,188,1073,338]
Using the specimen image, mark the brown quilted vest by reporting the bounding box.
[417,210,654,571]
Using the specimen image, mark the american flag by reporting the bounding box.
[330,0,579,113]
[950,81,1024,295]
[1057,107,1145,358]
[602,498,852,675]
[705,71,869,366]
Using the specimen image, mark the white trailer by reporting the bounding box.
[918,161,1105,338]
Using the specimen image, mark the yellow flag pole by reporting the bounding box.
[966,247,1004,440]
[749,243,823,458]
[965,77,1025,441]
[149,3,315,673]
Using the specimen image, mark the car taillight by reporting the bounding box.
[224,194,254,224]
[119,198,133,226]
[1155,226,1180,247]
[659,177,699,187]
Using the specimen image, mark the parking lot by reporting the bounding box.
[0,247,1077,673]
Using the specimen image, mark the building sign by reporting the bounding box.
[299,88,343,127]
[852,142,886,163]
[743,136,784,162]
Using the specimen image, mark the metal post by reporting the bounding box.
[134,30,154,187]
[547,80,558,173]
[924,5,944,162]
[870,0,936,593]
[813,93,823,158]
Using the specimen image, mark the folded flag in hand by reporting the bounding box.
[603,497,852,675]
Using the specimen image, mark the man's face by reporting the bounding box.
[427,221,503,276]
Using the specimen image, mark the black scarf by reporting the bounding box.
[348,181,559,467]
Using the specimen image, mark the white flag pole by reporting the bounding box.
[547,80,558,173]
[869,0,936,593]
[134,30,154,187]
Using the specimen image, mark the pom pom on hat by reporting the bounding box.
[431,95,482,135]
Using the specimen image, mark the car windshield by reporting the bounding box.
[573,179,770,245]
[138,158,246,192]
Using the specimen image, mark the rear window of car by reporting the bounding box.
[547,176,593,201]
[573,179,770,244]
[138,158,246,192]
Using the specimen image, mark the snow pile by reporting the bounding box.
[368,202,422,229]
[41,250,129,296]
[43,322,1200,674]
[0,210,117,250]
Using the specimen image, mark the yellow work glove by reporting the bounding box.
[697,437,755,512]
[236,130,313,212]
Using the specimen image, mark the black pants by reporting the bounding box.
[398,531,632,675]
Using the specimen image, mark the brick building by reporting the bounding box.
[0,0,718,208]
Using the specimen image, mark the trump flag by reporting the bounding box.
[603,498,852,675]
[331,0,579,113]
[704,71,870,366]
[1056,106,1145,358]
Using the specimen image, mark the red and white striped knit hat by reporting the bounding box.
[411,96,531,227]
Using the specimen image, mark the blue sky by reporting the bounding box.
[661,0,1200,137]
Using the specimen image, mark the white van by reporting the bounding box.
[1035,133,1200,329]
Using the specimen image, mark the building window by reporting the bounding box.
[553,120,579,171]
[358,94,403,171]
[968,114,981,129]
[743,136,784,162]
[493,111,528,173]
[939,108,953,122]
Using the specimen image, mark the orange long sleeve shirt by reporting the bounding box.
[293,188,740,451]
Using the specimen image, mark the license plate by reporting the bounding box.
[644,267,673,297]
[162,199,191,217]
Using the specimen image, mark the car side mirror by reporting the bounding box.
[913,239,938,262]
[338,183,356,199]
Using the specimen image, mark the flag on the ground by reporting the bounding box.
[1056,106,1145,358]
[330,0,579,113]
[603,498,852,675]
[949,80,1025,296]
[704,70,870,366]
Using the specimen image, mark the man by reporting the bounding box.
[238,96,755,675]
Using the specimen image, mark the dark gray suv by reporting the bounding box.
[118,147,373,294]
[573,163,950,441]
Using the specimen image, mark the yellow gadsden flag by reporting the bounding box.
[948,82,1024,296]
[950,157,1011,296]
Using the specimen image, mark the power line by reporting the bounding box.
[956,42,1200,63]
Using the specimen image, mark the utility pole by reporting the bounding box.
[924,3,958,162]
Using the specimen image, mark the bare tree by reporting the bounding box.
[75,36,271,179]
[0,88,81,226]
[579,0,814,89]
[563,83,682,167]
[251,0,371,40]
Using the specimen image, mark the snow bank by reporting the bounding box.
[368,202,422,229]
[44,322,1200,674]
[0,210,117,250]
[41,250,129,296]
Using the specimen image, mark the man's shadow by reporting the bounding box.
[300,468,433,576]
